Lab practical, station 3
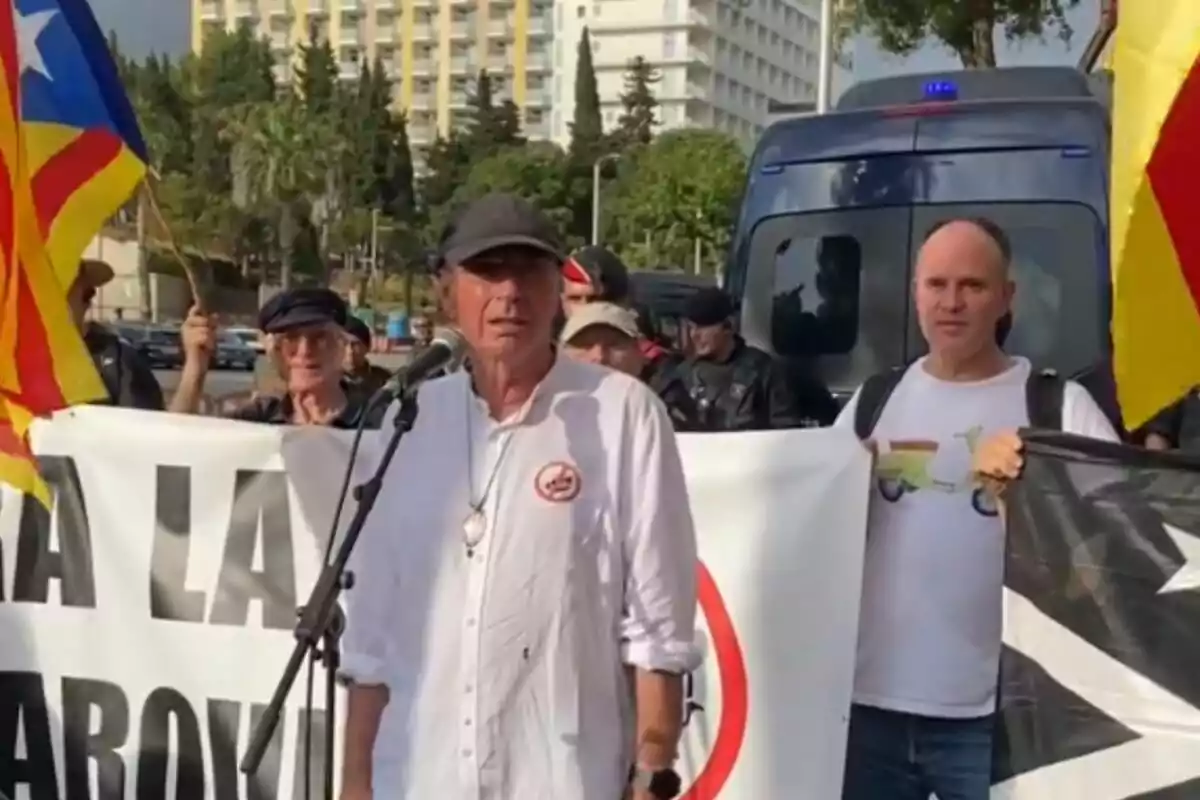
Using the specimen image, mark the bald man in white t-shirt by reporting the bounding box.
[835,218,1118,800]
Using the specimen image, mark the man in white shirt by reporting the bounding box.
[835,217,1118,800]
[340,193,698,800]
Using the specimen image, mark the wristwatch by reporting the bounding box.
[629,765,682,799]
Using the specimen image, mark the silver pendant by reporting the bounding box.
[462,509,486,549]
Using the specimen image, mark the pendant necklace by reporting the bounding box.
[463,386,517,557]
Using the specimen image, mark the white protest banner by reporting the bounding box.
[0,406,871,799]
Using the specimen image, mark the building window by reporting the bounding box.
[577,5,586,18]
[664,32,676,58]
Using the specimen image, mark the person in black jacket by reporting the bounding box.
[68,259,166,410]
[677,287,836,431]
[343,316,392,395]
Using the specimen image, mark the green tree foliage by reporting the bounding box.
[189,27,276,196]
[418,133,472,238]
[134,54,192,174]
[295,23,338,116]
[462,70,523,156]
[221,94,344,287]
[613,56,660,148]
[605,129,746,272]
[845,0,1081,68]
[455,144,576,241]
[569,27,604,162]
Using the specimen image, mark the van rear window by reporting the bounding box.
[752,202,1105,391]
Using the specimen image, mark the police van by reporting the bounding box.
[727,67,1119,426]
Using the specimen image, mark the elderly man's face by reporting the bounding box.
[913,221,1014,362]
[444,246,560,365]
[275,322,345,392]
[563,326,645,377]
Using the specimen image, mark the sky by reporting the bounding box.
[86,0,189,59]
[81,0,1101,79]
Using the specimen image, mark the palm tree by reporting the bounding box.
[221,94,342,289]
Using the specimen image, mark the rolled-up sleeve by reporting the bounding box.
[619,383,700,674]
[341,497,397,686]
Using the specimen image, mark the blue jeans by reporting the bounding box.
[841,703,994,800]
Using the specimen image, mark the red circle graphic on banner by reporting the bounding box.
[680,561,749,800]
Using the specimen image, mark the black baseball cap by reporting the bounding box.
[563,245,631,302]
[683,288,736,327]
[258,288,348,333]
[437,193,564,267]
[344,315,373,345]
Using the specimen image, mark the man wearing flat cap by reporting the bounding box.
[175,288,386,428]
[343,193,697,800]
[342,316,392,396]
[678,286,836,431]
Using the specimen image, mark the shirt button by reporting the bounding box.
[464,718,472,727]
[462,748,473,758]
[465,684,473,694]
[466,618,477,627]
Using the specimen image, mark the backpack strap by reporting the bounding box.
[1025,368,1065,431]
[853,366,908,440]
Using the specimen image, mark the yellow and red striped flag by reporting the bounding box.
[0,398,48,506]
[1110,0,1200,430]
[0,0,115,502]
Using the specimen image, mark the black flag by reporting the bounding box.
[993,430,1200,798]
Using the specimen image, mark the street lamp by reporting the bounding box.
[817,0,834,113]
[592,153,621,245]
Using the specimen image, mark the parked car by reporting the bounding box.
[214,331,257,371]
[111,324,182,369]
[225,326,265,353]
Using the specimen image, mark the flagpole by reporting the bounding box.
[141,169,207,312]
[136,187,153,322]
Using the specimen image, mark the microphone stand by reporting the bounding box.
[240,392,421,798]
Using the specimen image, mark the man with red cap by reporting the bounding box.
[561,245,679,389]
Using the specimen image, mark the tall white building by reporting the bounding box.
[551,0,835,148]
[192,0,841,158]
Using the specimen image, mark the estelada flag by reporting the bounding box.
[1110,1,1200,430]
[0,0,147,502]
[993,430,1200,797]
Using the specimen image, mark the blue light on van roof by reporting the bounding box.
[923,80,959,101]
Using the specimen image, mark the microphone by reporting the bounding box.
[370,327,467,406]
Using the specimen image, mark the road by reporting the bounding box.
[154,351,411,401]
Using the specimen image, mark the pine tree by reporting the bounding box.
[614,56,660,147]
[569,27,604,162]
[463,70,523,157]
[382,110,416,220]
[363,59,414,219]
[420,133,471,227]
[137,54,192,174]
[295,22,339,116]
